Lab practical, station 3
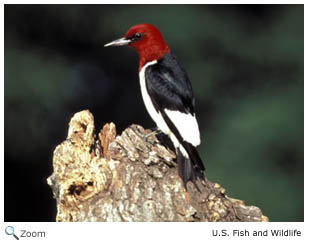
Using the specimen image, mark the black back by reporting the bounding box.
[145,52,195,115]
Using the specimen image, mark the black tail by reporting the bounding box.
[176,143,205,191]
[160,110,205,190]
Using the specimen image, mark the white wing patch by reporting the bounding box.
[165,109,201,147]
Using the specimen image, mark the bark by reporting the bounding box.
[47,110,269,222]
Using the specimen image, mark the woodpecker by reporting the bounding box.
[105,24,205,190]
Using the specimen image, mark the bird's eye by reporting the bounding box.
[134,33,142,39]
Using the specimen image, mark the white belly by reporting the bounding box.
[139,60,171,136]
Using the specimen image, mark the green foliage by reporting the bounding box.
[203,84,303,221]
[5,47,71,156]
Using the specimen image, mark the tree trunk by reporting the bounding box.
[47,110,268,222]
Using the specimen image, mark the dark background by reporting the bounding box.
[4,4,304,222]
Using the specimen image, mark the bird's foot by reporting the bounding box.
[144,127,161,142]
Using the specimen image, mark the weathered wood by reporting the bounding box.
[47,110,268,222]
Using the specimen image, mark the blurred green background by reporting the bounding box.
[4,4,303,221]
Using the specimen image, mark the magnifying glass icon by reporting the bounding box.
[5,226,19,240]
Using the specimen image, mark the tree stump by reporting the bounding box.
[47,110,268,222]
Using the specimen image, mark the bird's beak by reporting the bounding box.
[104,37,131,47]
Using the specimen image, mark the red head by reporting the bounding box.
[105,24,170,70]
